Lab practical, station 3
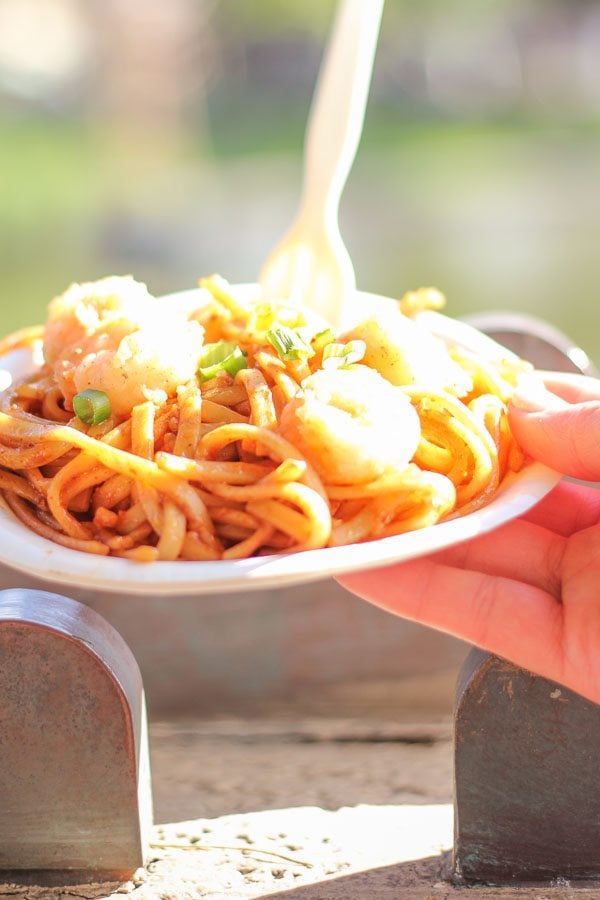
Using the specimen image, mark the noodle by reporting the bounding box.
[0,276,528,561]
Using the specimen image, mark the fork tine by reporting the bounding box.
[258,0,383,326]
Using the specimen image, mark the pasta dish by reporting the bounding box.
[0,275,528,562]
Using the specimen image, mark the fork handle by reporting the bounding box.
[299,0,384,226]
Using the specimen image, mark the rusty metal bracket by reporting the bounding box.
[454,648,600,884]
[0,588,152,884]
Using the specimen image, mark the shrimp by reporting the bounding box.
[43,275,152,365]
[342,306,472,397]
[279,365,421,485]
[43,276,204,418]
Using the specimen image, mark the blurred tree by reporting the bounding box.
[215,0,335,37]
[87,0,216,141]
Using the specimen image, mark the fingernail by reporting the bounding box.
[511,373,569,412]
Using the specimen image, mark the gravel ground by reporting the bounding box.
[149,719,454,822]
[2,719,599,899]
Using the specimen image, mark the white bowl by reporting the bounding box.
[0,288,561,596]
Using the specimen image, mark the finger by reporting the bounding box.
[512,371,600,407]
[509,378,600,480]
[536,371,600,405]
[521,480,600,535]
[431,518,564,598]
[337,560,564,687]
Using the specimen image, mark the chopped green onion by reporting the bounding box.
[267,326,314,361]
[322,340,366,369]
[312,328,335,352]
[73,389,112,426]
[199,274,250,319]
[198,340,248,382]
[275,304,306,330]
[248,300,307,336]
[248,302,276,335]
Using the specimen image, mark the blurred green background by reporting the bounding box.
[1,0,600,361]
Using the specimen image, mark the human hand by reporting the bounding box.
[337,372,600,705]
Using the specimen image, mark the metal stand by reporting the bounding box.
[454,648,600,884]
[0,588,152,884]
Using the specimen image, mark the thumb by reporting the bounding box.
[509,373,600,481]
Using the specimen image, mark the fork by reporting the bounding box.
[259,0,385,329]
